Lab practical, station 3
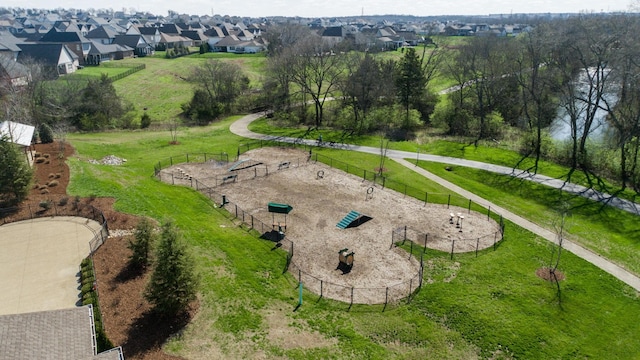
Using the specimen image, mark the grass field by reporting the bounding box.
[66,120,640,359]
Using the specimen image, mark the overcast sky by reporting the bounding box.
[4,0,635,18]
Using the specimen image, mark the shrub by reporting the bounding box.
[48,173,56,179]
[81,282,94,293]
[43,153,50,158]
[58,197,69,206]
[81,257,92,270]
[34,152,42,158]
[47,180,59,187]
[35,157,45,164]
[140,112,152,129]
[39,200,51,211]
[39,123,54,144]
[44,159,50,164]
[40,188,49,194]
[55,173,61,179]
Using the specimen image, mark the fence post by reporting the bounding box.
[170,157,173,166]
[408,279,413,303]
[298,269,301,283]
[404,226,407,242]
[171,173,174,185]
[363,169,367,180]
[385,287,388,307]
[494,232,497,251]
[404,184,407,197]
[251,215,254,229]
[476,238,480,257]
[424,234,428,252]
[204,153,207,162]
[447,195,451,208]
[487,206,491,221]
[424,192,428,205]
[350,287,354,308]
[451,240,455,260]
[382,176,386,189]
[468,199,472,213]
[190,177,193,188]
[235,204,238,218]
[186,153,189,163]
[409,241,413,259]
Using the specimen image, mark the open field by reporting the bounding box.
[65,122,640,359]
[159,147,501,303]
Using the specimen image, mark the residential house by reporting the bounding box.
[157,32,192,50]
[85,25,120,44]
[17,43,78,75]
[86,40,134,64]
[319,26,345,46]
[0,54,30,87]
[213,35,266,53]
[205,26,225,48]
[181,30,208,46]
[0,306,124,359]
[0,31,24,60]
[128,26,161,49]
[113,34,154,56]
[38,28,91,64]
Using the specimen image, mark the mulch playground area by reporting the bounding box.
[160,147,501,303]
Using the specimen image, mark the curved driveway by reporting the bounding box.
[230,113,640,292]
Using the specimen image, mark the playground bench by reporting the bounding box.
[222,174,237,183]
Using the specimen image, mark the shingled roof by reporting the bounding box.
[0,306,124,360]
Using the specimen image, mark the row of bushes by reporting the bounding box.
[80,258,113,352]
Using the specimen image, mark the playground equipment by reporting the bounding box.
[228,158,264,172]
[317,170,324,179]
[268,202,293,233]
[336,210,371,229]
[338,248,355,271]
[365,186,374,201]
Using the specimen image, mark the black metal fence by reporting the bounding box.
[153,145,508,307]
[153,152,230,176]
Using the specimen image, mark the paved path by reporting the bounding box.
[0,217,102,315]
[230,113,640,291]
[231,114,640,216]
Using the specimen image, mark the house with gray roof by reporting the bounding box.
[17,43,78,76]
[0,305,124,360]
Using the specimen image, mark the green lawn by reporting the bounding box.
[65,120,640,359]
[415,160,640,276]
[248,117,640,203]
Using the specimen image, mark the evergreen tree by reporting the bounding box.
[144,220,198,316]
[0,136,33,205]
[38,123,54,144]
[395,48,426,127]
[128,217,155,269]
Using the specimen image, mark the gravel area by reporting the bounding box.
[160,147,501,303]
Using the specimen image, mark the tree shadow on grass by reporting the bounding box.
[122,306,195,359]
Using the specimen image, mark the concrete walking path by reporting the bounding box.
[230,113,640,291]
[393,158,640,292]
[231,113,640,216]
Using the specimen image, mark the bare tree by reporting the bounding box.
[513,23,558,174]
[552,16,619,187]
[289,35,344,127]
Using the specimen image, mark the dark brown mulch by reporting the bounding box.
[536,267,566,282]
[5,141,193,360]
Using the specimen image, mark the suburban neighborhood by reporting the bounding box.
[0,7,535,77]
